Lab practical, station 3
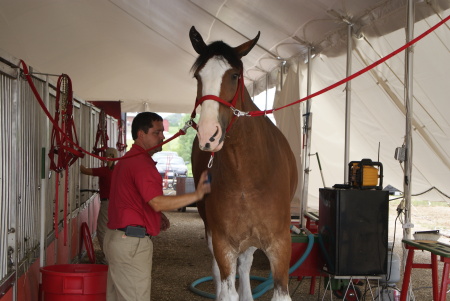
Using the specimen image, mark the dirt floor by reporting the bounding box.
[87,196,450,300]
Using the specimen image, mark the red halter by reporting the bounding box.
[191,71,245,133]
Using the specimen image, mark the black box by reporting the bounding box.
[319,188,388,276]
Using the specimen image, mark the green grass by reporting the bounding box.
[411,200,449,207]
[390,198,449,207]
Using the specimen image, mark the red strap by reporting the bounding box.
[93,110,109,156]
[116,120,127,152]
[47,74,84,172]
[192,72,244,135]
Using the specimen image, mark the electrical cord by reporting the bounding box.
[386,212,401,282]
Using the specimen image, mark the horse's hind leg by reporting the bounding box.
[265,234,292,301]
[238,246,257,301]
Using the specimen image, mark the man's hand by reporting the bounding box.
[196,170,211,200]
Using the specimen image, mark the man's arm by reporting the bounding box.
[148,170,211,212]
[80,165,94,176]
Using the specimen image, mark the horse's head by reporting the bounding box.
[190,26,260,152]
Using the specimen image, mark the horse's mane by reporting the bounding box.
[191,41,243,73]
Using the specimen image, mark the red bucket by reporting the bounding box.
[41,264,108,301]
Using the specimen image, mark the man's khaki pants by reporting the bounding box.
[104,228,153,301]
[96,200,108,253]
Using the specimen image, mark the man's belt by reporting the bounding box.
[117,225,150,238]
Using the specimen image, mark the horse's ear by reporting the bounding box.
[234,31,260,58]
[190,26,207,54]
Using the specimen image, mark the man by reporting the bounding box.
[80,147,118,258]
[104,112,210,301]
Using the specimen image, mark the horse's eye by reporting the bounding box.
[232,73,239,80]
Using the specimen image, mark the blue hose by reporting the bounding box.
[189,230,315,299]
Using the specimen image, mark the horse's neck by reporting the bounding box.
[219,89,273,162]
[239,88,260,113]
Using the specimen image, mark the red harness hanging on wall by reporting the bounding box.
[48,74,84,245]
[92,110,109,157]
[116,119,127,152]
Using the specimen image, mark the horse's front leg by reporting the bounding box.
[265,232,292,301]
[213,236,239,301]
[207,231,222,298]
[238,246,257,301]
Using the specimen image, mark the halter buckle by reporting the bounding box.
[181,119,193,133]
[231,107,249,117]
[208,153,214,168]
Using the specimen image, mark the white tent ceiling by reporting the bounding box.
[1,0,450,205]
[1,0,447,113]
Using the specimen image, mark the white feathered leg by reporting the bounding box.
[238,246,257,301]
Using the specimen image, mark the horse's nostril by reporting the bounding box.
[205,143,210,149]
[209,127,219,142]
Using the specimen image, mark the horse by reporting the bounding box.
[189,26,298,301]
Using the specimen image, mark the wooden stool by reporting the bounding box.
[439,256,450,301]
[401,239,450,301]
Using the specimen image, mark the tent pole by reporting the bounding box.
[344,23,353,183]
[404,0,415,240]
[300,47,313,227]
[265,73,268,112]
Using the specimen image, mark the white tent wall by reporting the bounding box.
[273,62,303,216]
[279,8,450,212]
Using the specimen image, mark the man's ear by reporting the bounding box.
[137,129,144,139]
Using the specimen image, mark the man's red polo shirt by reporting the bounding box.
[107,144,163,236]
[91,167,113,199]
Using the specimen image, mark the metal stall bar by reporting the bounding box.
[11,60,19,301]
[16,70,42,274]
[40,75,50,268]
[0,63,16,297]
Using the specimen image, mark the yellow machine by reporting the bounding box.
[348,159,383,190]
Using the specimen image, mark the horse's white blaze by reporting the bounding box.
[197,57,231,152]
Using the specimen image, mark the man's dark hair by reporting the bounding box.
[131,112,163,140]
